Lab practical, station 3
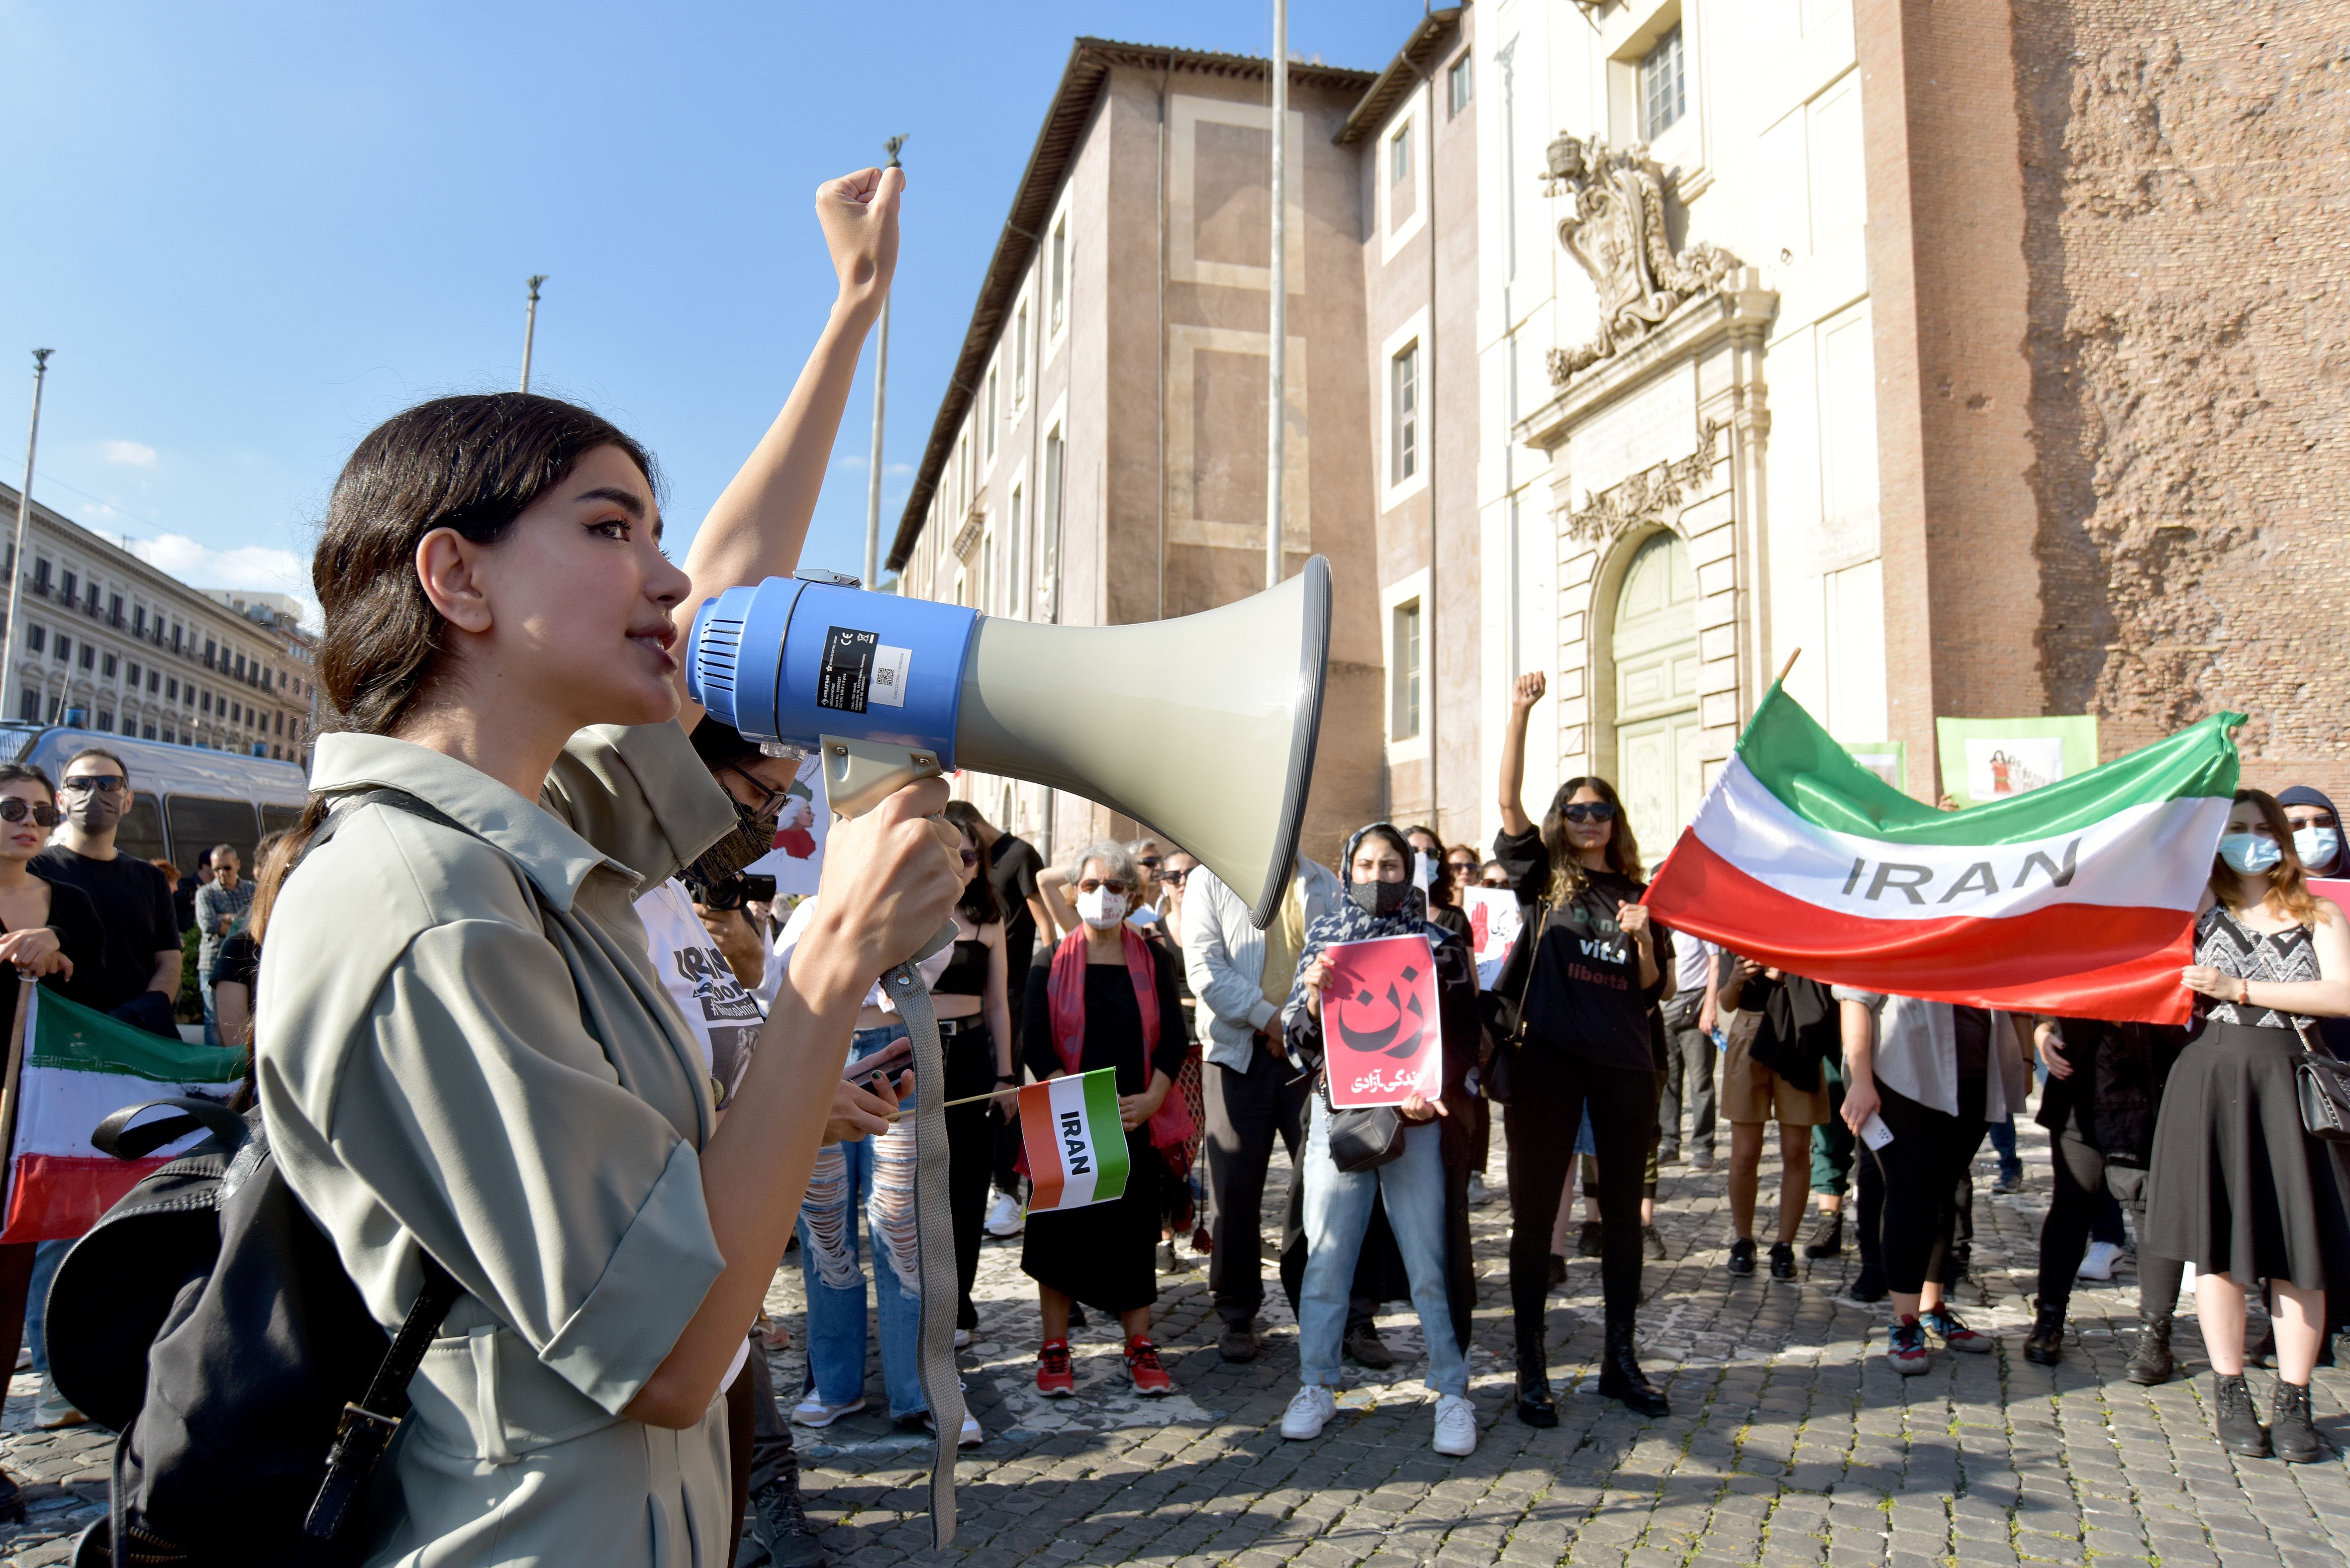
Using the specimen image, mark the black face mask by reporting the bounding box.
[1347,878,1411,918]
[682,801,775,901]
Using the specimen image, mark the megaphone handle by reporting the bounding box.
[821,735,944,820]
[882,957,961,1549]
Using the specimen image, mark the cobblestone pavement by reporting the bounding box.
[6,1111,2350,1566]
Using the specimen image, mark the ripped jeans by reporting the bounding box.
[795,1024,928,1419]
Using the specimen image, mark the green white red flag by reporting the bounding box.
[1016,1068,1130,1212]
[1644,684,2242,1024]
[0,988,241,1243]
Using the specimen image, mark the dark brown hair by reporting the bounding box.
[1540,776,1644,903]
[256,393,660,924]
[0,763,55,800]
[2212,788,2327,927]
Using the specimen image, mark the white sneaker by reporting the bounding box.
[959,1411,983,1447]
[953,1327,972,1349]
[2077,1240,2125,1282]
[790,1394,867,1428]
[1467,1172,1493,1206]
[1432,1393,1477,1457]
[1280,1384,1336,1441]
[984,1192,1024,1237]
[32,1375,84,1431]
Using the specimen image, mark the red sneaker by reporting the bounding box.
[1036,1339,1075,1397]
[1125,1335,1174,1396]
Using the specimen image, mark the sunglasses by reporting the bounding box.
[1446,861,1477,877]
[1162,868,1190,887]
[1137,856,1163,870]
[1562,802,1616,824]
[959,849,980,867]
[0,800,59,827]
[60,776,125,795]
[1077,877,1130,896]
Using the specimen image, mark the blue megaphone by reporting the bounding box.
[688,560,1330,929]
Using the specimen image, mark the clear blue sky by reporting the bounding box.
[0,1,1428,621]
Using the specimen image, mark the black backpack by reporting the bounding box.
[45,789,467,1568]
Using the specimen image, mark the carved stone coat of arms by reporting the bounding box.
[1544,134,1740,384]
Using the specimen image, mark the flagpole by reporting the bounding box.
[884,1081,1024,1122]
[0,983,33,1221]
[1776,646,1801,683]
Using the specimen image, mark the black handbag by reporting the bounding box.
[2293,1020,2350,1143]
[1325,1103,1407,1173]
[1478,902,1550,1106]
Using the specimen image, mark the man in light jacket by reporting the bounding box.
[1182,855,1342,1362]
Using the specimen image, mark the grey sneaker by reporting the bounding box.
[31,1375,84,1431]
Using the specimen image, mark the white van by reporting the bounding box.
[0,724,308,873]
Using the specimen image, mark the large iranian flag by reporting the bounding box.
[1644,685,2241,1023]
[0,987,241,1243]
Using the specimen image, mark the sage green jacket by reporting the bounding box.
[257,722,740,1566]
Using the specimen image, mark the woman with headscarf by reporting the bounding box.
[1276,825,1481,1457]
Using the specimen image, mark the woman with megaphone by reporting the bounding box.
[251,164,969,1568]
[1488,671,1677,1426]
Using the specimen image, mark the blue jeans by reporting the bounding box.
[200,977,218,1048]
[1297,1098,1466,1397]
[26,1239,67,1375]
[1989,1114,2023,1181]
[794,1024,926,1419]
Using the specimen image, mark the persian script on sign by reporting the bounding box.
[1322,934,1442,1109]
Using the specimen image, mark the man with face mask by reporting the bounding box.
[31,749,180,1037]
[1180,848,1343,1362]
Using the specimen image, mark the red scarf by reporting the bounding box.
[1044,925,1195,1150]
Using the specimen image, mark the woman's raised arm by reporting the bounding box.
[675,165,905,732]
[1497,671,1547,838]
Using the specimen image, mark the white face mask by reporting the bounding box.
[1075,886,1128,929]
[2294,825,2341,874]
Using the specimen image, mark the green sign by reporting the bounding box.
[1842,741,1907,796]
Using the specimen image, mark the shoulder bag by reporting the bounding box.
[2293,1017,2350,1143]
[1478,901,1550,1106]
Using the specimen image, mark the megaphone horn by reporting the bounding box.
[689,557,1332,930]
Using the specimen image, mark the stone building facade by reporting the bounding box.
[893,0,2347,876]
[0,481,318,764]
[887,23,1483,868]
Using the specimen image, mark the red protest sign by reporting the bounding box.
[1322,934,1442,1108]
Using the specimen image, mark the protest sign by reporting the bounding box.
[1322,934,1442,1108]
[1462,888,1522,990]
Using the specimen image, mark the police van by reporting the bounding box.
[0,725,307,872]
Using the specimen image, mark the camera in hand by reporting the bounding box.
[691,872,777,912]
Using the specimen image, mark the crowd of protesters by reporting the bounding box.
[2,164,2344,1568]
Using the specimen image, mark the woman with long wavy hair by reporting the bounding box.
[2144,788,2350,1464]
[252,168,967,1566]
[1489,671,1674,1426]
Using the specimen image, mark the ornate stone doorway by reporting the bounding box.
[1608,531,1702,856]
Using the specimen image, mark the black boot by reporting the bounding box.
[2023,1302,2065,1367]
[1802,1208,1844,1259]
[1514,1336,1558,1428]
[1596,1319,1670,1417]
[2271,1378,2324,1464]
[2126,1311,2173,1386]
[2213,1372,2270,1458]
[751,1470,830,1568]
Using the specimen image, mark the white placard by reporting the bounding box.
[744,751,829,897]
[1462,888,1523,991]
[1963,737,2064,801]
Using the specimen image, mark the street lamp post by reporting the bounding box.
[1,349,53,722]
[1266,0,1287,589]
[864,136,907,590]
[519,275,548,394]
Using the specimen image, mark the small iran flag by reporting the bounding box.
[1645,683,2241,1024]
[1016,1068,1130,1212]
[0,988,242,1243]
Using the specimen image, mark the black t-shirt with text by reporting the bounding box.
[1492,824,1672,1074]
[32,845,180,1015]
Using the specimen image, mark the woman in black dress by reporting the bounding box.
[1491,671,1674,1425]
[2146,789,2350,1463]
[1022,839,1191,1398]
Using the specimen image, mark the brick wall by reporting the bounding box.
[2015,1,2350,799]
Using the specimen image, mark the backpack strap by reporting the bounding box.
[289,786,473,1544]
[302,1253,462,1542]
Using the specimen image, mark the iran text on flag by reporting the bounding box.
[0,988,241,1243]
[1015,1068,1130,1212]
[1644,685,2240,1023]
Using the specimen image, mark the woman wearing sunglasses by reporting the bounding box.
[1021,841,1192,1397]
[935,821,1015,1350]
[0,762,107,1522]
[1489,671,1674,1425]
